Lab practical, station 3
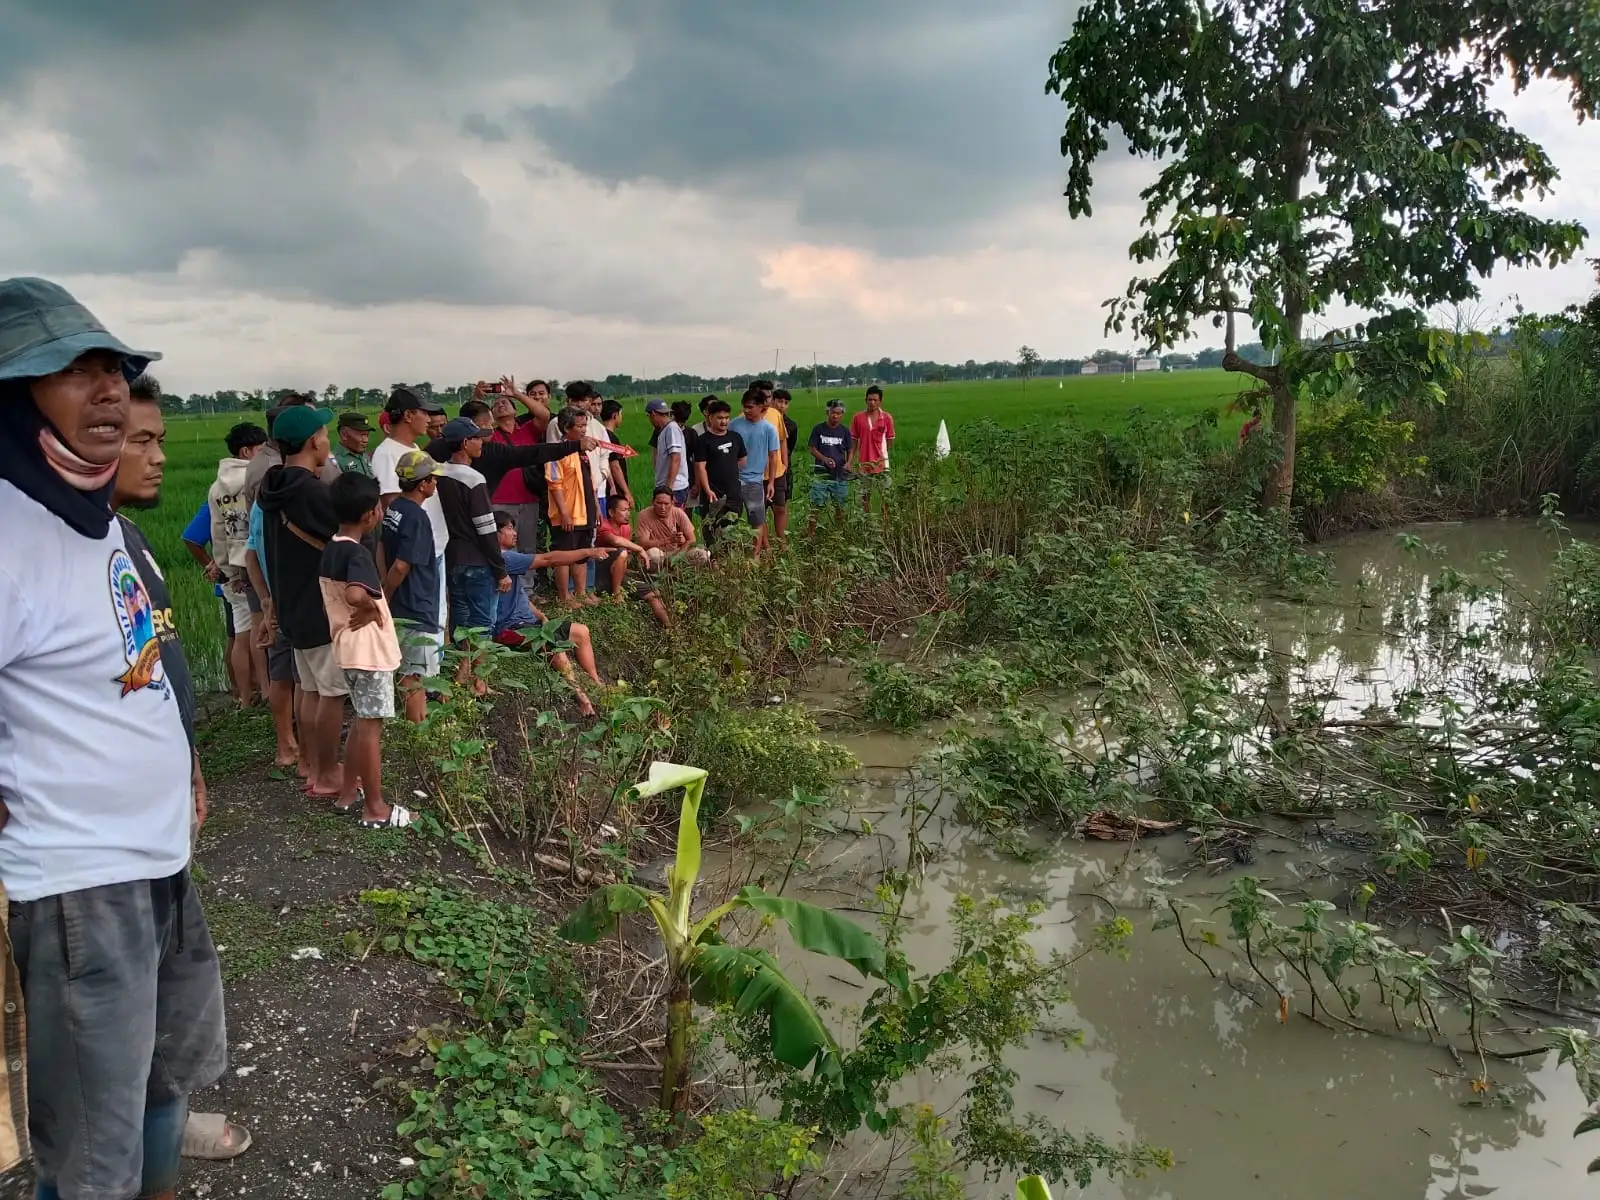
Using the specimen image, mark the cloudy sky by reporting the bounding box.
[2,1,1597,394]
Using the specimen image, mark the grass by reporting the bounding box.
[204,897,343,983]
[139,370,1253,687]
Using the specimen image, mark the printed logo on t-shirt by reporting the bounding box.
[109,548,167,696]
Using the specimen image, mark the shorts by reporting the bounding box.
[448,563,498,635]
[12,872,227,1200]
[222,579,253,633]
[741,480,768,528]
[293,643,350,697]
[398,636,442,680]
[344,668,396,719]
[550,526,594,553]
[267,629,299,685]
[673,487,690,509]
[810,479,850,506]
[771,473,792,507]
[219,596,234,640]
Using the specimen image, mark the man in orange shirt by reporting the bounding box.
[849,385,895,513]
[545,407,594,606]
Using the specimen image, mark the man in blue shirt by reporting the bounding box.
[490,511,605,717]
[727,390,782,552]
[179,501,249,703]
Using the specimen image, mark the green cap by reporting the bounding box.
[272,405,334,445]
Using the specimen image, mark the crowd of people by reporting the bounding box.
[175,374,899,824]
[0,274,905,1200]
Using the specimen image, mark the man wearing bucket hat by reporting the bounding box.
[0,277,227,1200]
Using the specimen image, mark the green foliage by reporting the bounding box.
[1291,404,1425,510]
[937,711,1096,841]
[661,1110,820,1200]
[687,704,857,810]
[731,893,1158,1191]
[862,656,1033,729]
[896,1106,964,1200]
[364,888,642,1200]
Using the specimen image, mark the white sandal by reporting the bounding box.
[182,1111,253,1160]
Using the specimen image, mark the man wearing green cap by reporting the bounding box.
[0,276,226,1200]
[257,404,347,800]
[332,411,375,477]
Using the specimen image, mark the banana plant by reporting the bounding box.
[559,761,896,1113]
[1015,1177,1052,1200]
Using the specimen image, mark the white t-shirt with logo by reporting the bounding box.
[0,481,193,901]
[373,435,448,555]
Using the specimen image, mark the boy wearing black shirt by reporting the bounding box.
[691,399,747,547]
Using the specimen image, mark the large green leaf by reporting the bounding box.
[734,887,888,981]
[557,884,652,943]
[688,942,839,1073]
[1016,1176,1053,1200]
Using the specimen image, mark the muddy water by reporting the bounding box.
[768,521,1600,1198]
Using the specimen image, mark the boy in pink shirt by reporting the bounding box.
[320,474,411,829]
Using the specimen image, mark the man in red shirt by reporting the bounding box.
[597,495,672,626]
[484,376,551,551]
[849,385,896,513]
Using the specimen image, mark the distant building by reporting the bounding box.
[1135,357,1161,372]
[1164,354,1198,370]
[1080,362,1100,375]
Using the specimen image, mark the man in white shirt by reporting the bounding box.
[0,276,226,1200]
[373,387,449,634]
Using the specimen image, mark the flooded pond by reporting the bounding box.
[751,520,1600,1198]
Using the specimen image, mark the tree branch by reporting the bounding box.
[1221,348,1279,384]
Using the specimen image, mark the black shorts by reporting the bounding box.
[771,473,792,507]
[551,526,593,553]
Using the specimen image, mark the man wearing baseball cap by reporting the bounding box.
[647,399,689,506]
[257,404,348,800]
[332,411,374,478]
[0,277,227,1200]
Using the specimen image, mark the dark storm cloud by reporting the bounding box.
[0,1,1090,311]
[523,0,1074,254]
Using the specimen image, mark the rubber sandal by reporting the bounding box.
[333,787,366,814]
[181,1111,253,1160]
[359,804,414,831]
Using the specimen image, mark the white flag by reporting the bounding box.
[935,419,952,459]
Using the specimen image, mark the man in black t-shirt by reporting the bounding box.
[690,398,747,548]
[807,400,854,533]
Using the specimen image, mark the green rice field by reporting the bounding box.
[134,369,1254,688]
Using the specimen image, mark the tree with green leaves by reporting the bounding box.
[1048,0,1600,506]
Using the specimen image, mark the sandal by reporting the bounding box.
[359,805,414,831]
[181,1111,253,1160]
[333,787,366,814]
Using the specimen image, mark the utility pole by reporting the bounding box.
[813,351,818,410]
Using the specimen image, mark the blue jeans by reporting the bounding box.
[36,1097,187,1199]
[448,564,497,636]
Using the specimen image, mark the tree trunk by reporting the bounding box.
[1259,376,1298,511]
[659,983,694,1115]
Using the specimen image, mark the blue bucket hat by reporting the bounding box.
[0,277,161,383]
